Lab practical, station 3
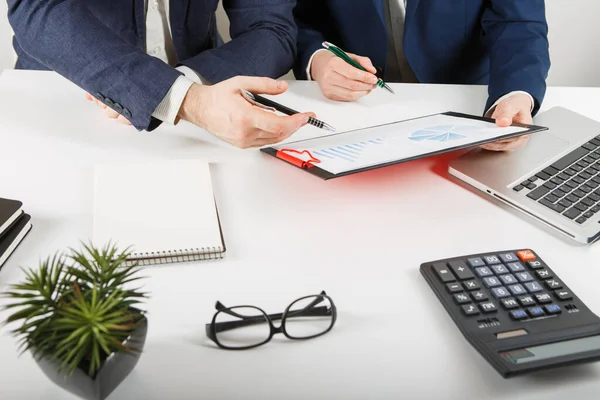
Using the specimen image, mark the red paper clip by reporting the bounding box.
[276,149,321,168]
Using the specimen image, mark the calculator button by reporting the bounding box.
[491,287,510,299]
[527,307,545,318]
[499,274,518,285]
[475,267,494,277]
[499,252,519,263]
[545,304,562,314]
[507,262,526,272]
[463,280,480,291]
[555,290,573,301]
[449,261,474,280]
[524,281,544,293]
[432,263,455,282]
[467,257,485,268]
[446,283,463,293]
[471,291,488,302]
[527,260,545,269]
[518,295,536,306]
[510,309,528,320]
[502,298,520,309]
[517,250,536,261]
[508,284,527,296]
[461,304,480,316]
[483,255,501,265]
[483,276,502,288]
[491,264,509,275]
[516,272,534,282]
[453,293,471,304]
[479,301,498,313]
[535,269,552,280]
[535,293,553,304]
[545,279,563,290]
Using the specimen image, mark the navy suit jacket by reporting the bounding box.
[293,0,550,115]
[7,0,297,131]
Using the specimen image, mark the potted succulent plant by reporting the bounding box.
[2,242,148,400]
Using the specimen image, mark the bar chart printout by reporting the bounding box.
[273,114,527,175]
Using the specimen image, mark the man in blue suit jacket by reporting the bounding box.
[293,0,550,151]
[7,0,315,149]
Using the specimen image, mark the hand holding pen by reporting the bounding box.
[240,89,335,132]
[177,76,318,149]
[309,41,394,102]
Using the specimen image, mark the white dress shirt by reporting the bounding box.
[145,0,201,124]
[306,0,533,115]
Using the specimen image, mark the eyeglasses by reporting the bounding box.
[205,291,337,350]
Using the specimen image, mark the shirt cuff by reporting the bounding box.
[485,91,535,117]
[151,66,204,125]
[305,49,327,81]
[176,65,205,84]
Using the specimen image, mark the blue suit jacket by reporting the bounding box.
[293,0,550,115]
[8,0,297,131]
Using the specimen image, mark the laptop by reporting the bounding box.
[449,107,600,244]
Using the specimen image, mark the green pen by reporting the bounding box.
[322,41,395,94]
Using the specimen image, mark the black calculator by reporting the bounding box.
[421,249,600,377]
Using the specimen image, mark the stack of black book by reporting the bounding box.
[0,198,32,270]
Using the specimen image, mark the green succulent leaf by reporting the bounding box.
[1,242,148,377]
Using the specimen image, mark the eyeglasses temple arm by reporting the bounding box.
[212,294,325,324]
[206,306,332,334]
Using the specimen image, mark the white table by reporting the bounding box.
[1,70,600,400]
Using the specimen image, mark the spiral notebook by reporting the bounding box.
[93,159,225,265]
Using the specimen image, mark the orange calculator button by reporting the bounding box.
[516,250,536,262]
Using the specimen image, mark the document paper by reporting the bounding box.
[272,114,529,175]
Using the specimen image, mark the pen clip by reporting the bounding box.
[276,148,321,169]
[240,89,277,112]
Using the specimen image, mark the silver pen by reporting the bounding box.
[240,89,336,132]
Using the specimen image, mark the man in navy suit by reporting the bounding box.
[294,0,550,151]
[7,0,314,149]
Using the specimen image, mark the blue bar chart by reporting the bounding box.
[313,138,384,162]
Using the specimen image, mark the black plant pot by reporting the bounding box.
[34,315,148,400]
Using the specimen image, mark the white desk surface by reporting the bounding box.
[1,70,600,400]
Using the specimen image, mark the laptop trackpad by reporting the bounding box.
[451,131,571,184]
[518,132,572,171]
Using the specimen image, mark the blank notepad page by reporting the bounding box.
[93,159,224,260]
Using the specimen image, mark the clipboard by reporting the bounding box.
[261,112,548,180]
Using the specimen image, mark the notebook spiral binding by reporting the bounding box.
[124,246,225,266]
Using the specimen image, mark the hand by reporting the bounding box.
[85,93,132,125]
[310,50,378,102]
[178,76,315,149]
[481,93,533,151]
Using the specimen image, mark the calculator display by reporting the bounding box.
[499,335,600,364]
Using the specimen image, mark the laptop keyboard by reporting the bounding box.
[513,135,600,225]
